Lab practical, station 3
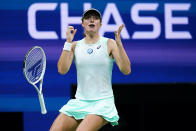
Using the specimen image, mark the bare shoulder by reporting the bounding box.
[107,38,117,50]
[107,38,116,44]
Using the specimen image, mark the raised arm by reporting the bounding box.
[57,26,77,75]
[108,24,131,75]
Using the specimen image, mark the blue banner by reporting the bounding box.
[0,0,196,112]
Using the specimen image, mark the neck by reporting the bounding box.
[85,32,100,44]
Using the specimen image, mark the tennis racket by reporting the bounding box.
[23,46,47,114]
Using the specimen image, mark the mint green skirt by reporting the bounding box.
[59,96,119,126]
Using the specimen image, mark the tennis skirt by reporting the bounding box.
[59,96,119,126]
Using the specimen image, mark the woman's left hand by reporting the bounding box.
[115,24,124,46]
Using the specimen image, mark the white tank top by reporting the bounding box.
[74,36,114,100]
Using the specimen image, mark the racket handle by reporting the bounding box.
[38,93,47,114]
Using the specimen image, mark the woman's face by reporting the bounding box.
[82,15,102,33]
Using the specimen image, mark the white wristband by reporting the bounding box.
[63,42,72,51]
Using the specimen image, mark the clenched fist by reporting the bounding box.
[66,26,77,43]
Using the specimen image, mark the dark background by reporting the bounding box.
[1,83,196,130]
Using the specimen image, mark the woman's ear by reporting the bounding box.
[82,22,84,27]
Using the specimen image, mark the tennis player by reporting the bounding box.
[50,8,131,131]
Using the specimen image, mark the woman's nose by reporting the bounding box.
[89,17,94,22]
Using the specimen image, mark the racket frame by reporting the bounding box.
[23,46,47,114]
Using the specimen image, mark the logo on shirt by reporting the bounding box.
[97,45,101,49]
[87,48,93,54]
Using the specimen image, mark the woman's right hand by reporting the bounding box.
[66,26,77,43]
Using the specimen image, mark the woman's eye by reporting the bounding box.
[95,16,99,19]
[84,16,90,19]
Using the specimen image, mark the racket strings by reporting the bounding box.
[25,48,45,83]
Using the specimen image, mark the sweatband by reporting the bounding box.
[63,42,72,51]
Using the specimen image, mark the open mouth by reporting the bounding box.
[88,24,95,28]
